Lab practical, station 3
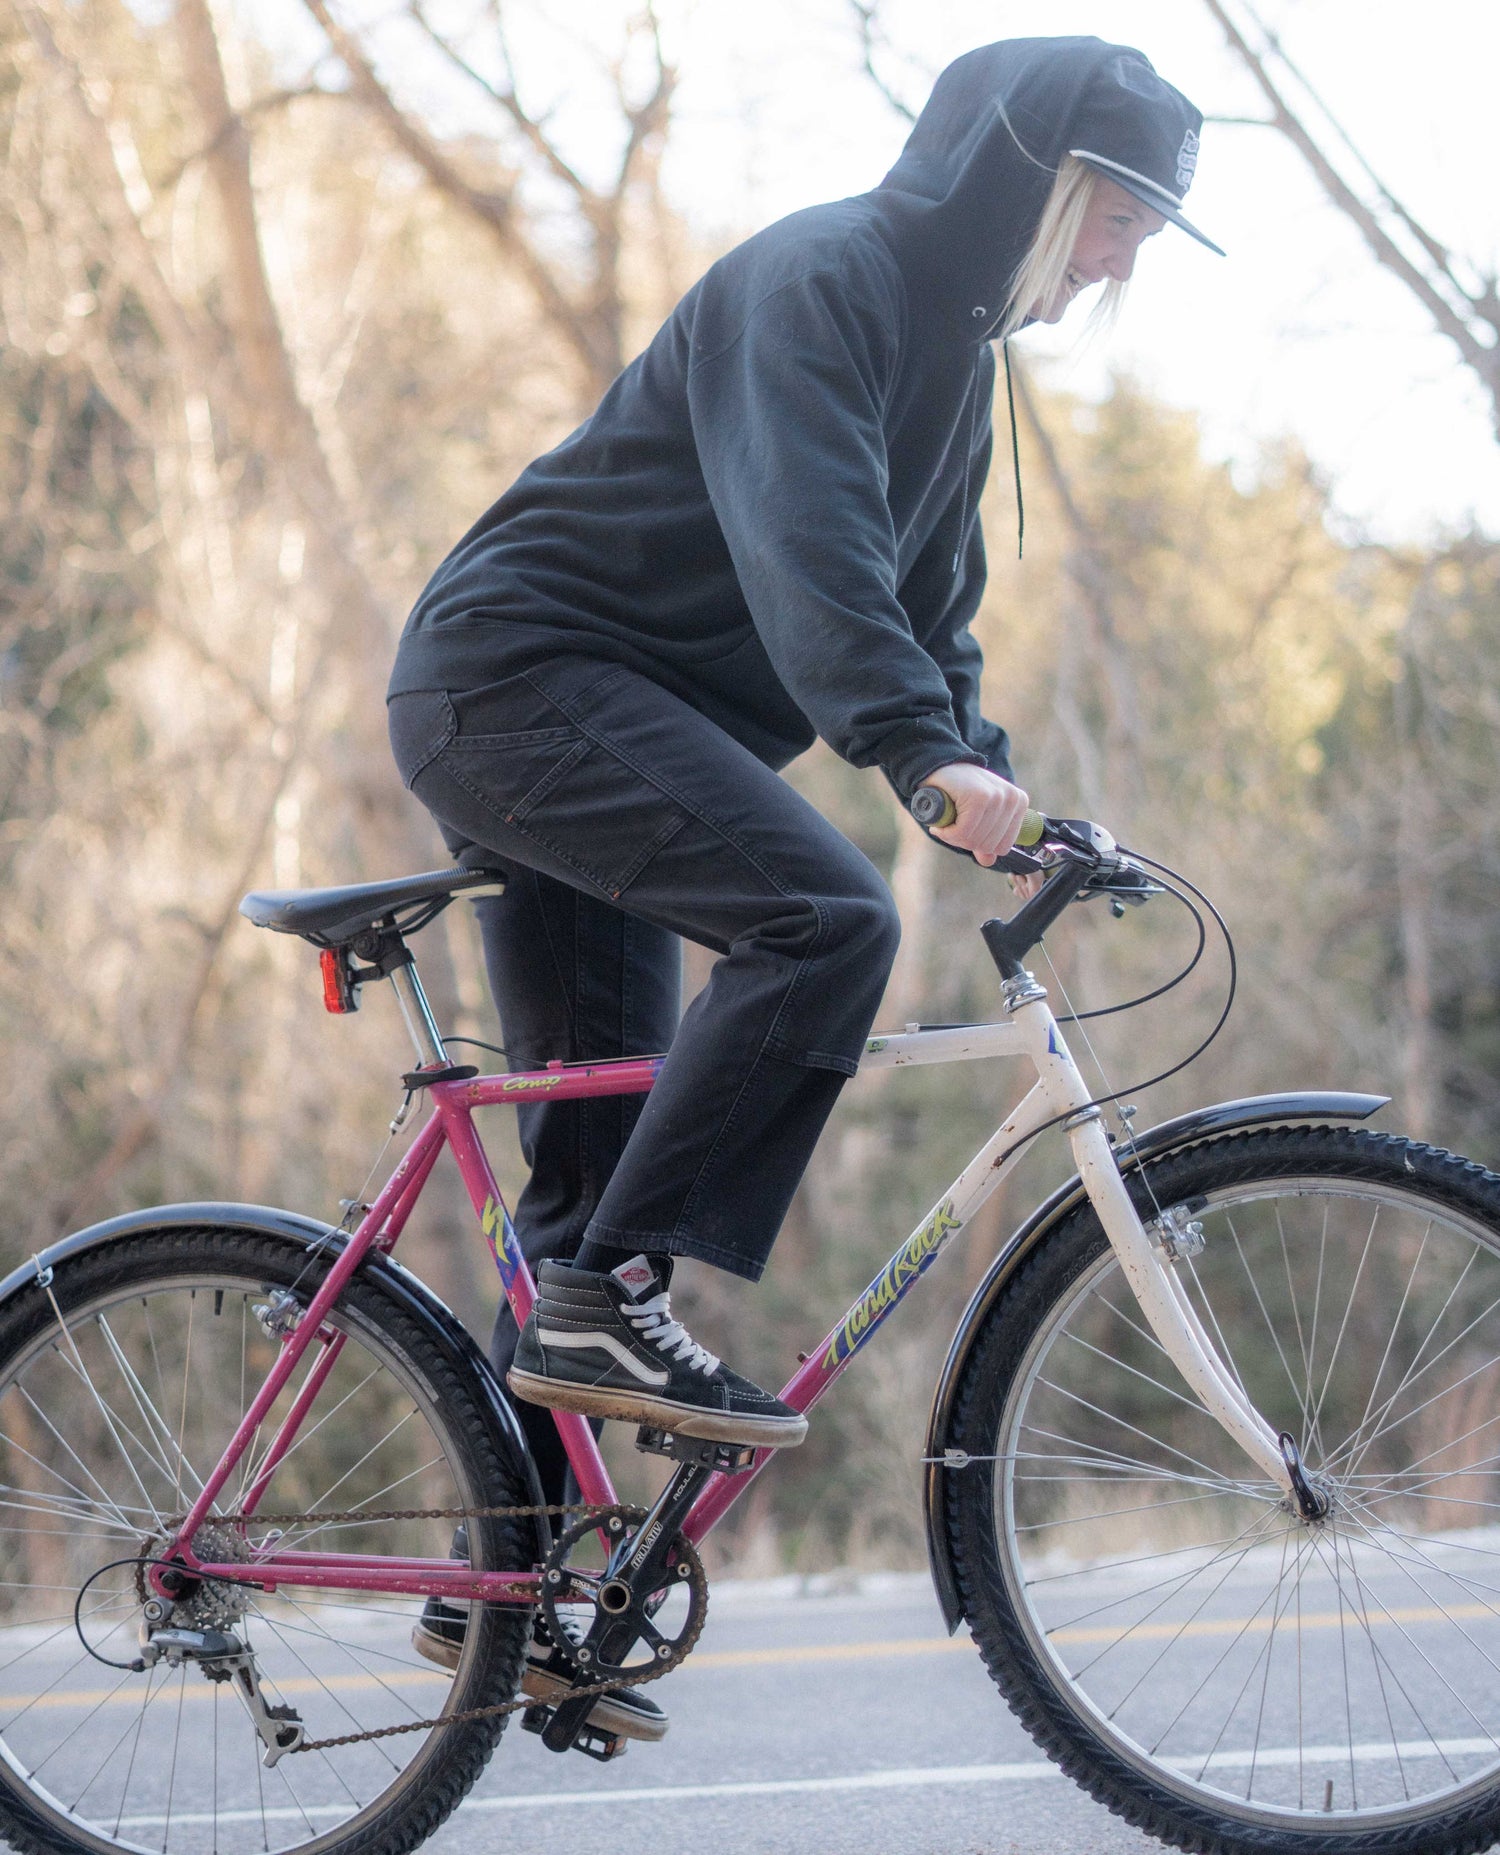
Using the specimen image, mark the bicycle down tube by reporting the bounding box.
[166,978,1295,1601]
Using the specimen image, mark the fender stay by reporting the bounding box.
[921,1090,1387,1634]
[1,1200,550,1554]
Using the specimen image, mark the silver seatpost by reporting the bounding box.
[388,958,448,1070]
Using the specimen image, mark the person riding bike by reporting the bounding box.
[389,34,1222,1723]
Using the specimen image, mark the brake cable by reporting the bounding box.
[984,845,1239,1157]
[1055,875,1208,1025]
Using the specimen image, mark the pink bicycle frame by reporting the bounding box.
[162,1054,934,1603]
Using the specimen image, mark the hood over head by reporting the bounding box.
[872,37,1217,343]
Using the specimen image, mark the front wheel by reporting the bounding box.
[946,1126,1500,1855]
[0,1224,535,1855]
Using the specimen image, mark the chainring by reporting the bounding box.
[540,1504,708,1682]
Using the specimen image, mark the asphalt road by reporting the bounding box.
[427,1571,1157,1855]
[9,1556,1500,1855]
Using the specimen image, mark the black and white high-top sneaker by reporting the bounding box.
[508,1255,808,1448]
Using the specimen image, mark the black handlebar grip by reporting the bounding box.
[910,785,956,829]
[911,786,1048,846]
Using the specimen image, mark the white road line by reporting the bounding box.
[117,1765,1060,1827]
[1175,1737,1500,1773]
[110,1738,1500,1829]
[461,1763,1063,1812]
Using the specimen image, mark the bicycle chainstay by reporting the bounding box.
[154,1501,708,1753]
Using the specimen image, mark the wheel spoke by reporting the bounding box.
[233,1359,387,1514]
[976,1145,1500,1840]
[0,1241,532,1855]
[1069,1507,1286,1685]
[1307,1204,1380,1462]
[1326,1248,1491,1473]
[94,1314,209,1506]
[1336,1342,1500,1480]
[273,1439,443,1553]
[1227,1208,1310,1418]
[1031,1379,1247,1486]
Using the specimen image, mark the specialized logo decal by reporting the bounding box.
[500,1074,563,1093]
[1176,128,1200,192]
[822,1200,963,1369]
[610,1256,657,1296]
[865,1038,889,1054]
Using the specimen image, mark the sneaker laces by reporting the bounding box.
[626,1292,721,1377]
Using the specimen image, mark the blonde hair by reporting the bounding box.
[995,155,1127,345]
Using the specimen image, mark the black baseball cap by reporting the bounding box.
[1068,51,1225,256]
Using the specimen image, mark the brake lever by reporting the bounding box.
[1043,817,1118,861]
[1080,860,1163,916]
[1000,818,1116,878]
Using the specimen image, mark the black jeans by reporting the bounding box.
[389,660,899,1371]
[390,659,900,1499]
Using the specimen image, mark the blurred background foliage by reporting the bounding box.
[4,0,1498,1573]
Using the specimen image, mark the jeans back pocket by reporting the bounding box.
[421,676,688,899]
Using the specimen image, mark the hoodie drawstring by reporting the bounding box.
[1003,340,1024,560]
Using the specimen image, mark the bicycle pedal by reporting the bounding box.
[633,1426,757,1473]
[523,1702,627,1761]
[573,1725,628,1763]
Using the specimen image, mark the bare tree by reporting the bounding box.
[847,0,918,124]
[300,0,677,407]
[6,0,488,1316]
[1008,360,1141,820]
[1202,0,1500,439]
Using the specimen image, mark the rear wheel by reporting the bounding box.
[947,1128,1500,1855]
[0,1225,535,1855]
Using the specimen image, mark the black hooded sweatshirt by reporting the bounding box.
[391,37,1201,801]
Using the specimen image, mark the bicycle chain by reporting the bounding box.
[157,1501,707,1754]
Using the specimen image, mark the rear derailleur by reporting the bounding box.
[136,1580,305,1768]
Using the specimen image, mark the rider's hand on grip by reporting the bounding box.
[910,770,1045,876]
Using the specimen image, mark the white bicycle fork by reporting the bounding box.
[1012,983,1294,1494]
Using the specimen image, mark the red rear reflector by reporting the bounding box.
[320,948,359,1014]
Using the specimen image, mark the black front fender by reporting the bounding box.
[921,1091,1388,1634]
[0,1200,549,1552]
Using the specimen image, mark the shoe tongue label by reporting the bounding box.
[610,1255,658,1298]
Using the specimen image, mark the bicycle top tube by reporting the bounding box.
[442,1027,1026,1104]
[457,1053,668,1106]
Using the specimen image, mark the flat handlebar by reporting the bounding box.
[908,787,1145,901]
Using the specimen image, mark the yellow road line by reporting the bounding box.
[5,1602,1498,1713]
[0,1638,971,1712]
[0,1667,454,1713]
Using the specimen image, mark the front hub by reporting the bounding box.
[1278,1431,1331,1522]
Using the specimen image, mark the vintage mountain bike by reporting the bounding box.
[4,803,1500,1855]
